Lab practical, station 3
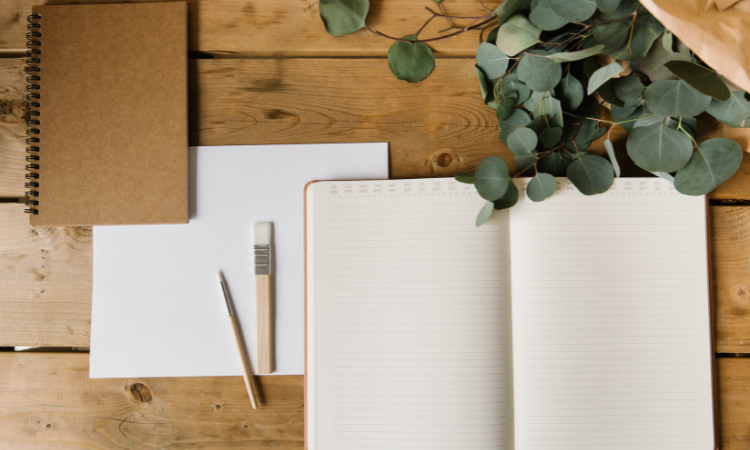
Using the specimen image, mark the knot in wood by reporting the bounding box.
[130,383,152,403]
[736,283,749,301]
[436,153,453,168]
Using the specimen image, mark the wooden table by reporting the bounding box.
[1,1,749,448]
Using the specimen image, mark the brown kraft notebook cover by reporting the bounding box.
[26,2,188,226]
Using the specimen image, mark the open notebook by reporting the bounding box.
[305,177,716,450]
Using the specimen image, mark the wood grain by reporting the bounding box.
[712,207,750,354]
[0,352,747,449]
[0,203,91,347]
[0,58,26,197]
[0,352,303,450]
[256,274,274,375]
[0,0,502,57]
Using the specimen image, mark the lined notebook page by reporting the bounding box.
[306,179,513,450]
[509,178,714,450]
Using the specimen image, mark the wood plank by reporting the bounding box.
[712,207,750,354]
[0,352,747,449]
[0,58,26,197]
[0,352,303,449]
[0,203,91,347]
[0,0,501,57]
[719,357,750,450]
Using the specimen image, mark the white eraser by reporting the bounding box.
[253,222,273,246]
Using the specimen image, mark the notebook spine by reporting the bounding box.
[24,14,42,215]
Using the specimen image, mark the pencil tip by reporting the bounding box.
[217,270,225,283]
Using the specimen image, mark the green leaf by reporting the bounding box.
[530,0,568,31]
[476,201,495,226]
[518,51,562,91]
[526,114,551,133]
[674,138,743,195]
[542,97,564,127]
[515,151,539,172]
[388,36,435,83]
[662,30,673,51]
[499,109,532,144]
[493,181,520,210]
[496,14,542,56]
[523,90,552,113]
[706,91,750,128]
[494,0,534,26]
[611,104,650,132]
[475,156,512,200]
[487,26,499,44]
[319,0,369,36]
[496,91,519,121]
[527,172,557,201]
[611,9,664,61]
[564,119,598,151]
[598,0,638,20]
[631,34,691,82]
[604,138,621,177]
[556,74,584,111]
[627,122,693,173]
[587,61,623,95]
[538,150,571,176]
[455,172,475,184]
[476,43,510,80]
[591,126,607,141]
[549,0,598,22]
[583,57,601,78]
[597,79,625,108]
[508,127,539,156]
[613,76,644,103]
[651,171,674,182]
[597,0,621,13]
[566,154,615,195]
[664,61,731,101]
[544,44,607,63]
[644,80,712,117]
[476,66,491,104]
[540,127,563,148]
[593,21,629,54]
[496,71,532,106]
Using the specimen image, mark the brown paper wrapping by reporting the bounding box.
[639,0,750,93]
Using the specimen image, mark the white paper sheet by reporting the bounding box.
[90,143,389,378]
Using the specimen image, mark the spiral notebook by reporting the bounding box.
[305,177,717,450]
[24,2,188,226]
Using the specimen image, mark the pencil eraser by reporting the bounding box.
[253,222,273,246]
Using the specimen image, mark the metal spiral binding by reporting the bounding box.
[24,14,41,214]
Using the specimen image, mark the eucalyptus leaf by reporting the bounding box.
[524,90,553,114]
[319,0,369,36]
[388,36,435,83]
[630,34,691,82]
[499,109,532,144]
[549,0,598,22]
[496,14,542,56]
[662,30,673,51]
[477,43,510,80]
[566,154,615,195]
[627,122,693,173]
[593,21,629,54]
[515,151,540,172]
[564,119,597,151]
[455,173,475,184]
[527,172,558,201]
[611,104,650,132]
[706,90,750,128]
[476,66,491,103]
[583,57,601,78]
[475,156,512,200]
[538,150,572,176]
[508,127,539,156]
[544,44,606,63]
[494,0,533,26]
[530,0,568,31]
[542,97,564,127]
[591,126,607,141]
[497,72,532,105]
[596,0,621,13]
[664,61,731,101]
[540,127,563,148]
[651,171,675,182]
[597,79,625,107]
[644,80,712,117]
[493,181,520,210]
[613,76,644,103]
[518,51,563,91]
[674,138,743,195]
[604,138,621,177]
[476,201,495,226]
[611,10,664,61]
[487,26,499,44]
[556,73,584,110]
[631,114,662,129]
[496,91,519,121]
[526,114,551,134]
[587,61,624,95]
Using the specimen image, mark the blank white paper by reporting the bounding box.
[509,177,714,450]
[306,179,514,450]
[90,143,389,378]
